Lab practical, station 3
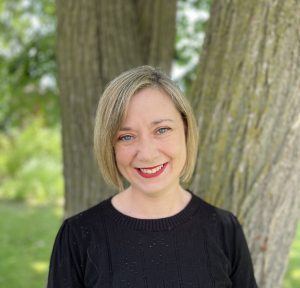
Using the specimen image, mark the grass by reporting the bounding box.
[283,221,300,288]
[0,201,63,288]
[0,200,299,288]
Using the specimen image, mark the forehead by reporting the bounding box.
[122,87,181,123]
[130,87,177,111]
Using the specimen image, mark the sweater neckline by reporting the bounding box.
[104,191,200,231]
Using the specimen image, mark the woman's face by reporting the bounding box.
[114,87,187,196]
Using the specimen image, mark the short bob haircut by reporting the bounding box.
[94,65,199,190]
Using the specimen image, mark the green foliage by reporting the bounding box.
[0,117,63,203]
[283,221,300,288]
[0,0,59,130]
[174,0,211,93]
[0,201,62,288]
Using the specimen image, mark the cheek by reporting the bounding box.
[114,148,129,180]
[176,131,187,164]
[115,145,135,167]
[163,133,186,160]
[115,150,126,170]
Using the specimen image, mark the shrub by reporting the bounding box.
[0,117,63,203]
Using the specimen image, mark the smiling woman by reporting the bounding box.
[47,66,258,287]
[95,66,199,192]
[113,87,188,206]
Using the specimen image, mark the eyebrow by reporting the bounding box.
[119,119,174,131]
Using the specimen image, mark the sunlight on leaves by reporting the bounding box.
[291,269,300,280]
[31,261,48,274]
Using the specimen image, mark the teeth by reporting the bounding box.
[140,164,164,174]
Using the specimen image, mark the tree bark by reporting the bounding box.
[56,0,177,217]
[191,1,300,287]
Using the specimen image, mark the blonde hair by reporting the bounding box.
[94,66,199,190]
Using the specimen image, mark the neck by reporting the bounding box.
[112,186,191,219]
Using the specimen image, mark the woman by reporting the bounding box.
[47,66,257,287]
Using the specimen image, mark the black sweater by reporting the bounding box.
[47,192,257,288]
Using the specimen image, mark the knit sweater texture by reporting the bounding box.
[47,192,257,288]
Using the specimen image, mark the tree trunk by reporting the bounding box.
[190,1,300,287]
[56,0,177,217]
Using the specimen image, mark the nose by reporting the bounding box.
[136,135,159,163]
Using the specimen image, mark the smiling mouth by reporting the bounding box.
[135,163,168,178]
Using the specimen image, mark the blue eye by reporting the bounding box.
[157,127,170,134]
[119,135,133,141]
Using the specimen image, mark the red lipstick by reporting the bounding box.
[135,163,168,178]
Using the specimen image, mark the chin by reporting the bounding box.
[131,179,180,196]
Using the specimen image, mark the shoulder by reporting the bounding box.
[192,194,244,247]
[192,194,251,262]
[192,193,239,228]
[66,196,112,226]
[58,196,113,245]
